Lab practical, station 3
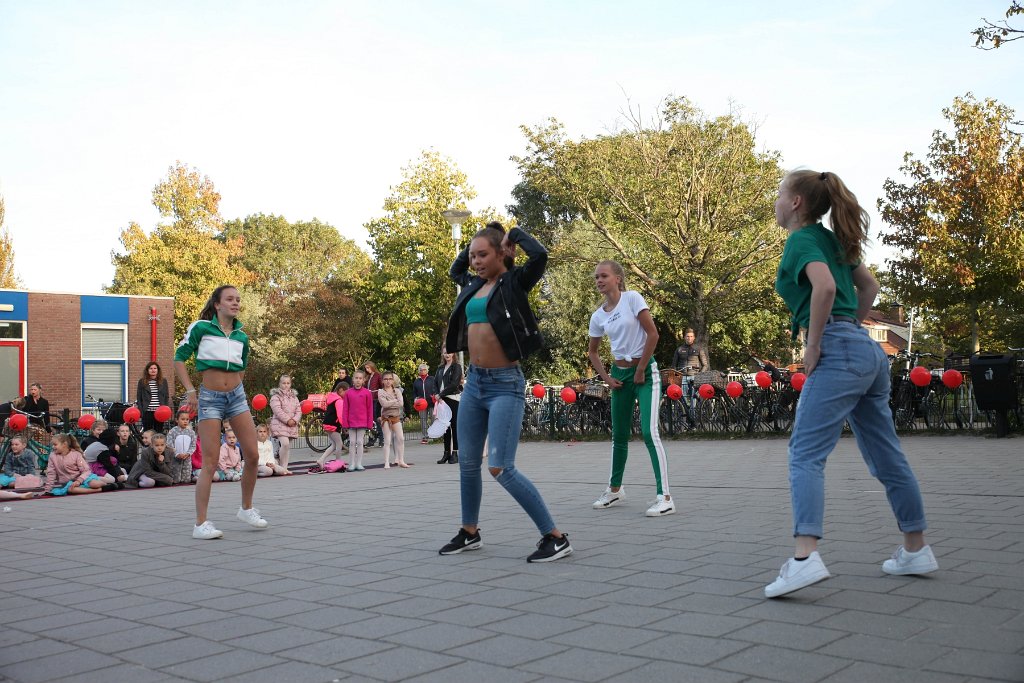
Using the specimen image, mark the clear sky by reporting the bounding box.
[1,1,1020,293]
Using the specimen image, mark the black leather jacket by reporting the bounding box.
[445,227,547,362]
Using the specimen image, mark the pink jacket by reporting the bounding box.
[219,443,241,470]
[270,388,302,438]
[45,449,91,491]
[341,387,373,429]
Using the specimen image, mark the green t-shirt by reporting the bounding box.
[775,223,859,339]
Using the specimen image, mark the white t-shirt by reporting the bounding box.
[256,440,276,467]
[588,290,650,361]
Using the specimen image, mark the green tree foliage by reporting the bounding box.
[878,94,1024,352]
[0,195,22,288]
[973,1,1024,49]
[513,97,790,371]
[108,162,251,342]
[360,150,502,377]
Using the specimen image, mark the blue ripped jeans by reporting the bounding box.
[458,365,557,535]
[789,322,928,538]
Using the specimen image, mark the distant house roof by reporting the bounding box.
[863,308,910,354]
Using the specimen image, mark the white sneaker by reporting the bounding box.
[645,495,676,517]
[236,507,268,529]
[883,545,938,575]
[192,521,223,540]
[765,551,831,598]
[592,487,625,509]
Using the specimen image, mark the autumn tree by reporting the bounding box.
[878,94,1024,352]
[108,162,251,341]
[513,97,791,371]
[360,151,504,376]
[973,1,1024,49]
[0,194,21,288]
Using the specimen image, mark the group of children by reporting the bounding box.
[0,407,294,499]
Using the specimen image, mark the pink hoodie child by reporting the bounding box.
[341,387,373,430]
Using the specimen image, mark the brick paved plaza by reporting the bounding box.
[1,435,1022,682]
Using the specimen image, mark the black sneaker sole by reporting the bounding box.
[438,540,483,555]
[527,545,573,563]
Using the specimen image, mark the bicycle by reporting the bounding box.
[746,357,798,434]
[888,351,937,430]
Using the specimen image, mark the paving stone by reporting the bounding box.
[728,621,848,650]
[84,624,184,653]
[215,660,349,683]
[604,660,747,683]
[820,661,970,683]
[334,647,462,681]
[402,659,538,683]
[2,647,121,683]
[715,643,850,683]
[520,648,650,682]
[159,650,286,682]
[222,624,334,652]
[644,612,755,636]
[383,622,494,651]
[426,603,524,627]
[926,649,1024,681]
[119,637,230,668]
[51,663,180,683]
[484,613,590,639]
[629,633,751,666]
[446,634,568,667]
[278,634,395,665]
[330,614,433,639]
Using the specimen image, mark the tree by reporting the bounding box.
[360,150,497,377]
[0,194,21,288]
[878,94,1024,352]
[973,1,1024,49]
[513,96,791,371]
[108,162,251,341]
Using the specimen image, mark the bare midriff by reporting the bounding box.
[201,368,244,392]
[468,323,516,369]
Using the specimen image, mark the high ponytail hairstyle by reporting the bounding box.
[785,170,869,264]
[199,285,237,321]
[595,259,627,291]
[472,221,515,271]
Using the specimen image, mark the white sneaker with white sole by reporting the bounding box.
[882,545,938,575]
[645,495,676,517]
[237,507,268,529]
[765,551,831,598]
[192,521,223,540]
[592,487,625,509]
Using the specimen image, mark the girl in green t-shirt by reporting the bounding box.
[764,170,938,598]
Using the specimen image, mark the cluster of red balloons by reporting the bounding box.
[666,384,683,400]
[413,397,428,411]
[252,394,268,411]
[909,366,932,387]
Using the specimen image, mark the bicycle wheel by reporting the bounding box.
[771,388,797,433]
[303,411,329,453]
[923,390,944,430]
[953,383,975,430]
[891,383,916,430]
[698,398,727,433]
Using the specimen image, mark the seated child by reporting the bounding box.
[218,430,242,481]
[127,433,174,488]
[256,424,289,476]
[166,409,197,485]
[79,419,108,450]
[82,429,127,486]
[140,430,153,448]
[45,434,105,495]
[2,436,39,488]
[112,424,139,474]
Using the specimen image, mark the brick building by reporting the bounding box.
[0,290,175,413]
[862,306,911,356]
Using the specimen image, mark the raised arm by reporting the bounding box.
[507,227,548,291]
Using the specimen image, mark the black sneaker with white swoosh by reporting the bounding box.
[527,532,573,563]
[438,528,483,555]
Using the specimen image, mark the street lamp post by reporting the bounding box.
[442,209,472,369]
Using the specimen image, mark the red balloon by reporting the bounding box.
[726,381,744,398]
[123,406,141,424]
[77,414,96,430]
[910,366,931,387]
[560,387,577,404]
[9,414,27,431]
[413,397,428,411]
[666,383,683,400]
[252,393,268,411]
[698,384,715,400]
[791,372,807,391]
[942,369,963,389]
[300,399,314,414]
[154,405,173,423]
[531,383,546,399]
[755,371,771,389]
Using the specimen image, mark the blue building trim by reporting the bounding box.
[81,296,129,324]
[0,291,29,321]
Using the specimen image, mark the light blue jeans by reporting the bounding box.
[789,321,928,538]
[458,365,557,535]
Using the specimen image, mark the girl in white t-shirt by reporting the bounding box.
[587,260,674,517]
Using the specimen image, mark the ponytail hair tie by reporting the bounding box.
[819,172,828,180]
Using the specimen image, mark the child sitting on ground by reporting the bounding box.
[45,434,105,495]
[2,436,39,488]
[82,428,127,487]
[127,433,174,488]
[256,424,290,476]
[79,419,107,450]
[218,429,243,481]
[166,409,197,485]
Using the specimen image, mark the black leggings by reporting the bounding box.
[443,398,460,454]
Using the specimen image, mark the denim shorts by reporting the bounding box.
[198,383,250,422]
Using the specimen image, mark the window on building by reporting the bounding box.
[870,327,888,342]
[82,325,127,405]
